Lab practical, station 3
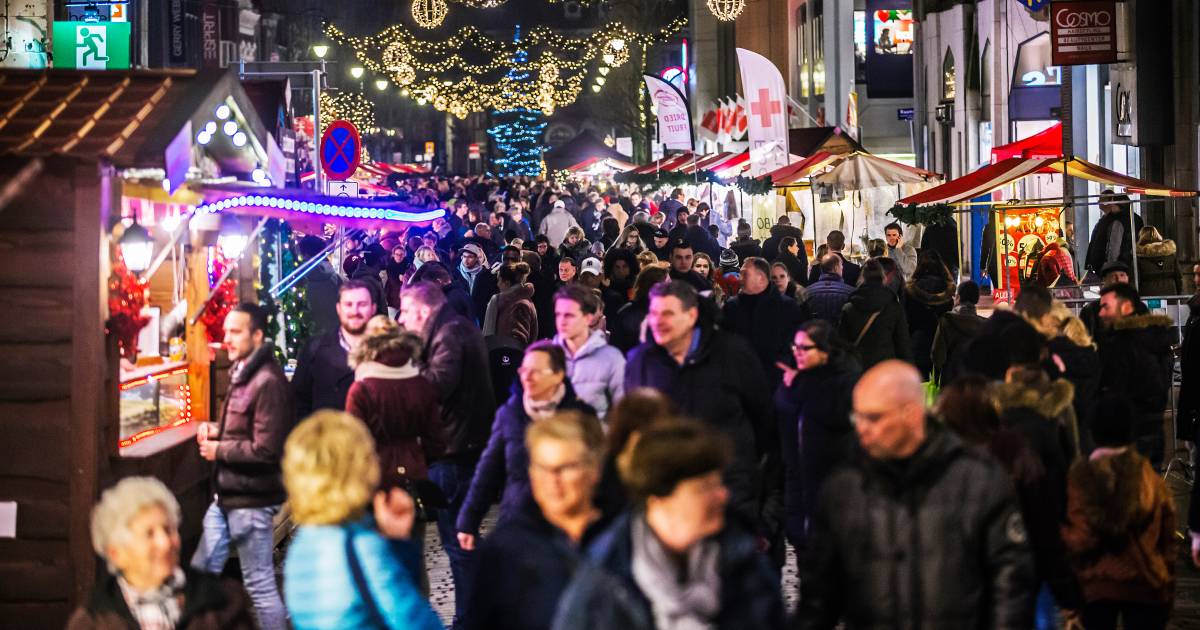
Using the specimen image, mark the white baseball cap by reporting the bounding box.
[580,257,602,276]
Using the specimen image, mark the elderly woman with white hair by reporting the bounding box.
[68,476,253,630]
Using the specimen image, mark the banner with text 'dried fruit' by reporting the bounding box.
[736,48,789,176]
[644,74,694,151]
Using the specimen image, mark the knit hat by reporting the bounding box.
[719,249,739,268]
[737,220,752,238]
[460,243,488,266]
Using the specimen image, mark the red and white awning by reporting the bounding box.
[565,156,636,173]
[628,152,697,174]
[764,152,843,185]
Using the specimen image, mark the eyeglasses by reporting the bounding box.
[792,343,819,352]
[517,366,555,377]
[530,459,590,478]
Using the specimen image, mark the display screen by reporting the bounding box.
[873,9,913,55]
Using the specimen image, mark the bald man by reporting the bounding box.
[795,361,1035,629]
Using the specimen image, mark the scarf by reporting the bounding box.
[459,259,483,293]
[523,383,567,422]
[117,568,186,630]
[630,515,720,630]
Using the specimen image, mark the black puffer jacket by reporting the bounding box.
[837,282,912,369]
[904,274,955,379]
[420,305,497,456]
[796,421,1036,629]
[1097,314,1175,441]
[720,287,809,389]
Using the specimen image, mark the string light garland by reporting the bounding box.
[257,220,312,361]
[412,0,449,29]
[706,0,746,21]
[325,17,685,114]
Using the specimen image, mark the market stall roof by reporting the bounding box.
[628,151,697,174]
[0,68,271,171]
[676,152,733,174]
[708,151,750,177]
[788,126,865,157]
[564,156,636,173]
[543,130,630,172]
[765,151,843,185]
[812,152,941,188]
[990,123,1062,161]
[899,156,1199,206]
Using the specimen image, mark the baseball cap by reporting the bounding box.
[460,243,486,263]
[580,257,602,276]
[653,228,669,239]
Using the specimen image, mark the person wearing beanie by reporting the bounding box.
[716,248,743,299]
[730,220,763,264]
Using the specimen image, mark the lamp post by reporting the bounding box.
[118,221,154,274]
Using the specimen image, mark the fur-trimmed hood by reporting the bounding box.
[992,378,1075,419]
[905,275,955,306]
[1109,313,1174,332]
[1136,239,1176,258]
[1068,449,1156,537]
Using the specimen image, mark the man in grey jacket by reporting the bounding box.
[885,222,918,280]
[553,284,624,420]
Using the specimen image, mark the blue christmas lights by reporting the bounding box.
[488,25,547,177]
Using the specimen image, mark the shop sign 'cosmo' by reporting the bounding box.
[1050,0,1118,66]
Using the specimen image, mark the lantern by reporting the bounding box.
[706,0,746,21]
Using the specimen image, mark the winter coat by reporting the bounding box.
[557,330,625,419]
[806,273,854,323]
[806,252,861,287]
[930,304,987,383]
[68,569,254,630]
[1062,449,1176,605]
[720,287,809,389]
[796,422,1035,630]
[1136,239,1182,296]
[539,207,582,248]
[1097,314,1175,438]
[465,503,614,630]
[837,282,913,370]
[304,260,342,337]
[345,360,447,489]
[773,361,859,546]
[919,219,960,273]
[762,223,803,262]
[904,274,956,378]
[443,281,478,323]
[214,343,292,509]
[420,305,497,457]
[730,237,764,264]
[1084,209,1144,275]
[484,283,538,347]
[454,265,499,327]
[624,324,776,529]
[778,248,810,287]
[551,511,784,630]
[292,330,355,421]
[284,517,443,630]
[887,242,918,279]
[558,239,592,265]
[657,198,685,231]
[1046,335,1101,454]
[456,383,594,535]
[609,299,649,353]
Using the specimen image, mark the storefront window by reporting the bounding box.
[812,0,825,96]
[942,49,956,101]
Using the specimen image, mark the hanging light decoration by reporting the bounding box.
[706,0,746,21]
[412,0,448,29]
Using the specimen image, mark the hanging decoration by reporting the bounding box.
[200,249,238,343]
[706,0,746,21]
[886,202,956,227]
[107,248,150,361]
[320,91,378,136]
[412,0,449,29]
[325,17,686,115]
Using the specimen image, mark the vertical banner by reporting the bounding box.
[643,74,694,151]
[845,90,860,139]
[201,2,220,68]
[736,48,790,176]
[168,0,187,65]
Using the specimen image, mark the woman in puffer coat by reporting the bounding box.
[455,341,595,550]
[483,261,538,347]
[1135,226,1182,296]
[904,250,956,379]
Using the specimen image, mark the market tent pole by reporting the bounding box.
[1129,195,1140,288]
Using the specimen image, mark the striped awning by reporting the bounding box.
[629,152,697,174]
[677,152,733,174]
[899,157,1197,205]
[708,151,750,177]
[765,151,842,186]
[564,156,636,173]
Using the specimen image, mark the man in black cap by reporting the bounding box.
[1079,261,1148,336]
[649,227,671,261]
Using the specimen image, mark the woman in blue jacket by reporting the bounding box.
[282,411,442,630]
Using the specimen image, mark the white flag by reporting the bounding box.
[643,74,694,151]
[736,48,790,176]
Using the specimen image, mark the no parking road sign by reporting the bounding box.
[320,120,361,181]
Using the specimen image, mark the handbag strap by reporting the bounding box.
[345,528,390,629]
[854,311,881,347]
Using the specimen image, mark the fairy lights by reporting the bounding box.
[197,194,447,223]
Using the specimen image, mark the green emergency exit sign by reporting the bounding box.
[52,21,131,70]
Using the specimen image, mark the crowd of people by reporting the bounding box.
[69,174,1200,630]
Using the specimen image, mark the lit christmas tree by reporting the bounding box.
[488,25,547,176]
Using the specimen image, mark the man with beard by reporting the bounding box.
[292,280,375,419]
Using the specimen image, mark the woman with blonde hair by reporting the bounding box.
[1136,225,1182,296]
[283,411,442,630]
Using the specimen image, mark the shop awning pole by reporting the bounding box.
[269,229,353,298]
[138,207,196,282]
[189,217,270,326]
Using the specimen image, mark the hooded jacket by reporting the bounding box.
[1135,239,1182,296]
[837,282,913,370]
[904,274,956,378]
[539,206,582,249]
[762,223,803,262]
[484,282,538,347]
[214,343,292,509]
[420,305,497,457]
[551,511,784,630]
[796,422,1035,630]
[557,329,625,419]
[456,381,594,535]
[1062,449,1176,605]
[1097,313,1175,430]
[930,304,987,383]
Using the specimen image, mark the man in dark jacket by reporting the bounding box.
[1078,261,1148,336]
[291,280,375,419]
[762,215,802,262]
[796,361,1035,629]
[806,230,860,286]
[721,257,808,389]
[684,213,722,260]
[930,280,987,384]
[1084,190,1145,278]
[658,187,686,232]
[807,254,854,323]
[399,281,496,628]
[297,235,340,336]
[777,236,809,287]
[837,260,913,369]
[192,303,291,630]
[454,243,499,327]
[349,244,388,317]
[730,220,764,264]
[1096,282,1174,466]
[624,280,776,532]
[667,239,712,292]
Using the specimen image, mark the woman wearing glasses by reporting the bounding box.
[774,320,861,551]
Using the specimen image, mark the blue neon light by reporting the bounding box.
[197,195,446,223]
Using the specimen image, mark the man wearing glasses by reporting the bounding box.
[795,360,1035,629]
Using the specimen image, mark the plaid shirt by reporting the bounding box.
[117,568,185,630]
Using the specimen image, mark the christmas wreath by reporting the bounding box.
[886,202,956,227]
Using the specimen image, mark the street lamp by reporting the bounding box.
[375,79,389,91]
[118,221,154,273]
[350,66,365,79]
[312,44,329,59]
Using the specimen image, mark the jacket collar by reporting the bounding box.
[991,379,1075,419]
[86,568,229,627]
[354,361,420,381]
[1108,313,1174,332]
[862,419,963,488]
[232,342,276,386]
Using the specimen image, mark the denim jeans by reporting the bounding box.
[191,501,287,630]
[429,457,478,629]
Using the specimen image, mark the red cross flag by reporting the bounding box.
[736,48,789,176]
